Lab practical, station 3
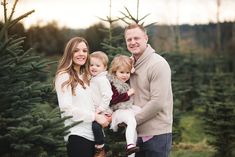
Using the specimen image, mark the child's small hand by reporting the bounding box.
[127,88,135,96]
[130,56,135,73]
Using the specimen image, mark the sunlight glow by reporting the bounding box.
[0,0,235,29]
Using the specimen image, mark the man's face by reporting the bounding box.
[125,27,148,59]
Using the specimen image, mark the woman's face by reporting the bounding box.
[72,42,88,67]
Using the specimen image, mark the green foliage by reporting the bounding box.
[163,52,235,156]
[2,1,234,157]
[84,23,107,52]
[179,113,208,143]
[170,149,214,157]
[98,2,161,156]
[101,25,129,61]
[0,27,69,157]
[104,127,126,157]
[119,2,156,27]
[170,112,215,157]
[162,52,206,143]
[163,52,204,112]
[0,1,70,156]
[200,57,235,157]
[25,21,74,56]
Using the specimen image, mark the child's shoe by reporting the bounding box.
[117,122,127,128]
[94,147,106,157]
[126,144,140,155]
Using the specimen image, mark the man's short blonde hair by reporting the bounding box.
[124,23,147,36]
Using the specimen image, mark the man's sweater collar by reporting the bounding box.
[134,44,155,66]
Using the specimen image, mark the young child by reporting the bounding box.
[108,55,141,156]
[89,51,113,157]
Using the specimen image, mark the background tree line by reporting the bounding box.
[1,20,235,58]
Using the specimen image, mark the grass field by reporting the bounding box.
[170,150,213,157]
[170,112,215,157]
[179,113,209,143]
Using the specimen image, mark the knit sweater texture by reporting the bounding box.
[55,72,95,141]
[90,71,113,113]
[130,45,173,136]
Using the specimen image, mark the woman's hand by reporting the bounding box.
[95,113,109,128]
[105,114,112,123]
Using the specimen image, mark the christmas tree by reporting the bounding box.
[201,57,235,157]
[0,1,71,156]
[100,1,158,156]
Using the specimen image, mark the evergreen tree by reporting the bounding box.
[99,1,162,156]
[98,0,129,62]
[162,52,205,143]
[100,0,156,62]
[0,1,72,156]
[165,52,203,111]
[201,57,235,157]
[97,1,130,156]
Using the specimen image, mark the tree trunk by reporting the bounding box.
[216,0,221,54]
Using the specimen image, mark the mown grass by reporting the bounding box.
[179,113,208,143]
[170,149,214,157]
[170,112,215,157]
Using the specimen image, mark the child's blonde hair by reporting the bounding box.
[90,51,109,69]
[109,55,133,75]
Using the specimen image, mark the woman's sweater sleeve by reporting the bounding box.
[55,73,95,122]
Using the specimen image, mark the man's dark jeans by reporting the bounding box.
[135,133,172,157]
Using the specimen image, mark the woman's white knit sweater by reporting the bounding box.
[55,72,95,141]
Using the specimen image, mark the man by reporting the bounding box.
[124,23,173,157]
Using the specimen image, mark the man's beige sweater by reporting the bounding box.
[130,45,173,136]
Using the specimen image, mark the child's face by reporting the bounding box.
[115,67,131,83]
[90,57,106,77]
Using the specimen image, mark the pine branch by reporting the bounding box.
[139,13,150,22]
[3,0,8,23]
[8,10,35,29]
[8,0,19,22]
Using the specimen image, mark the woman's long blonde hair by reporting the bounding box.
[55,37,90,95]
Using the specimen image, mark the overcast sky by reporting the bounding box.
[1,0,235,29]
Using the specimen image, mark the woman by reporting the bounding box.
[55,37,109,157]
